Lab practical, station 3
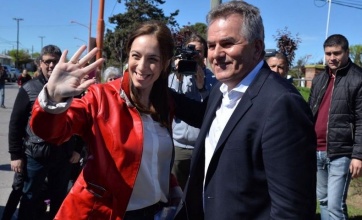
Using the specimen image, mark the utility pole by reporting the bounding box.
[13,18,23,68]
[323,0,332,65]
[39,36,45,50]
[96,0,105,81]
[89,0,93,53]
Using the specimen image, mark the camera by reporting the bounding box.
[174,44,199,75]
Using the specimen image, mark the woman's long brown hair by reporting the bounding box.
[125,21,174,129]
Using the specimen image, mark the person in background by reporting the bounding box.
[8,45,81,220]
[17,69,32,87]
[0,63,6,108]
[169,34,217,189]
[265,52,289,78]
[309,34,362,220]
[29,21,182,220]
[103,66,122,82]
[173,1,317,219]
[32,57,41,78]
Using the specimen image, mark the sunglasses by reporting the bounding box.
[41,59,59,66]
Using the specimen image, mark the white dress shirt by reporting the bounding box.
[204,61,264,180]
[127,114,173,211]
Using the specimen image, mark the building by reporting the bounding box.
[304,65,325,88]
[0,54,13,66]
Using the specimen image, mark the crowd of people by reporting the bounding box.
[1,1,361,220]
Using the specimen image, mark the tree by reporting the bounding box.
[349,44,362,67]
[172,22,207,48]
[31,52,40,59]
[103,0,179,69]
[273,27,301,67]
[290,55,311,86]
[188,22,207,39]
[7,49,32,67]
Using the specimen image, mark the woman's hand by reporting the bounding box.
[47,45,104,102]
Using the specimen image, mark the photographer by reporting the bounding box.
[168,34,217,189]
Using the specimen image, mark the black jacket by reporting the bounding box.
[309,59,362,160]
[175,63,316,219]
[8,74,79,161]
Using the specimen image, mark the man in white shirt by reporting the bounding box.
[173,1,317,219]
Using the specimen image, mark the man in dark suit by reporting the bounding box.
[174,1,317,219]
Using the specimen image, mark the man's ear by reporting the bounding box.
[253,39,265,60]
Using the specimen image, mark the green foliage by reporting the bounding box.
[31,52,40,59]
[349,45,362,67]
[296,86,310,102]
[173,23,207,48]
[7,49,32,68]
[103,0,179,68]
[189,22,207,39]
[316,178,362,219]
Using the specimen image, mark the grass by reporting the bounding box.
[296,86,310,102]
[316,178,362,219]
[296,87,362,218]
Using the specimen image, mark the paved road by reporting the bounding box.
[0,82,21,219]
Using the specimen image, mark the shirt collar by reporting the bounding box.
[219,60,264,96]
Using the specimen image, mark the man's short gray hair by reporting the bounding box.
[206,1,265,43]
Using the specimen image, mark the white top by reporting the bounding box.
[127,114,173,211]
[204,61,264,180]
[37,87,179,211]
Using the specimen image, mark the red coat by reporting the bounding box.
[30,72,177,220]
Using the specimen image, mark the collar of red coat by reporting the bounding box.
[121,70,131,97]
[117,70,175,126]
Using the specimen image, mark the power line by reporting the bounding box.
[13,18,23,68]
[315,0,362,10]
[333,0,362,9]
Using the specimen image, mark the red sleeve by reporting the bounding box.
[17,76,22,86]
[170,173,179,188]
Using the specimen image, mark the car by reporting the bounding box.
[9,67,21,82]
[2,65,21,82]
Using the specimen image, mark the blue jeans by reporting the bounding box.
[316,151,351,220]
[18,152,71,220]
[0,82,5,106]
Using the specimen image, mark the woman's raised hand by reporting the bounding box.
[46,45,104,102]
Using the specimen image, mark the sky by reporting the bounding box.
[1,0,362,65]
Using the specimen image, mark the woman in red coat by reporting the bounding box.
[17,69,32,87]
[29,21,181,220]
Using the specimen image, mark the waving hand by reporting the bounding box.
[46,45,104,102]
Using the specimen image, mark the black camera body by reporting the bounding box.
[174,44,198,75]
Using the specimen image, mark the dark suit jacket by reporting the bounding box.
[174,63,317,220]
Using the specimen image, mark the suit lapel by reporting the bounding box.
[214,64,270,154]
[190,85,223,171]
[190,64,271,182]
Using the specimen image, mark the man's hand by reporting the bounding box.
[11,159,24,173]
[350,158,362,178]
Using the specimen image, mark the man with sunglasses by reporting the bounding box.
[7,45,81,220]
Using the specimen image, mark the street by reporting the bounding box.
[0,82,21,219]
